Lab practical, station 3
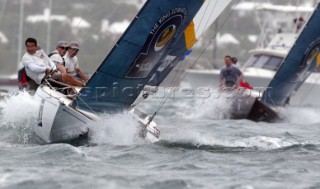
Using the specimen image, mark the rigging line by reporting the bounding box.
[161,1,219,79]
[73,1,122,92]
[254,5,268,48]
[268,90,277,106]
[154,0,240,114]
[155,1,239,113]
[190,0,239,64]
[298,73,320,105]
[155,1,218,114]
[71,0,104,36]
[194,0,211,33]
[144,54,187,113]
[154,61,188,113]
[80,1,122,43]
[132,1,226,111]
[74,94,98,114]
[162,1,221,85]
[146,0,214,108]
[177,0,241,87]
[196,0,219,36]
[44,79,97,113]
[153,1,219,113]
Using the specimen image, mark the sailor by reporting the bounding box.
[22,37,85,90]
[64,41,89,82]
[231,56,239,68]
[48,41,69,74]
[219,55,243,89]
[231,56,253,90]
[294,16,304,33]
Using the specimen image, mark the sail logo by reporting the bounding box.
[126,8,187,78]
[154,25,177,51]
[295,40,320,82]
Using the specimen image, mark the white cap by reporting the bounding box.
[69,41,80,50]
[56,40,69,48]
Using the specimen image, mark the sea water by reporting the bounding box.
[0,90,320,189]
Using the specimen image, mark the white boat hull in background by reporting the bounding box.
[181,69,320,106]
[33,86,160,143]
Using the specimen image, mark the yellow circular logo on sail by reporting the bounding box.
[154,25,176,51]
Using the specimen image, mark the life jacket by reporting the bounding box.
[48,52,65,66]
[18,67,31,83]
[239,80,253,90]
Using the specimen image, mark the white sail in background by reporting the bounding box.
[193,0,232,39]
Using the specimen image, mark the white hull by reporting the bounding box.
[33,86,160,143]
[34,86,93,143]
[182,69,320,106]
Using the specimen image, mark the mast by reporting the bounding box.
[46,0,52,53]
[212,18,218,69]
[17,0,24,69]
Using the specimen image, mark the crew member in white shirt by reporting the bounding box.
[22,38,85,88]
[49,40,69,74]
[64,41,89,82]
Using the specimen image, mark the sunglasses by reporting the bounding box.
[59,47,68,50]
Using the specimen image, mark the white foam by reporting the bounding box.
[88,111,142,146]
[0,171,41,188]
[166,127,297,150]
[232,136,295,150]
[0,173,11,187]
[166,128,216,147]
[281,106,320,124]
[0,91,39,144]
[175,91,233,120]
[232,185,255,189]
[0,91,39,125]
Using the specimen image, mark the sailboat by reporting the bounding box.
[182,2,320,107]
[234,2,320,122]
[261,2,320,108]
[32,0,232,143]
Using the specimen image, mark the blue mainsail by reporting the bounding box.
[74,0,205,111]
[261,3,320,106]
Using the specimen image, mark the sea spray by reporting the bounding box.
[0,91,38,124]
[88,111,143,146]
[174,90,233,120]
[0,91,39,143]
[165,127,217,147]
[280,106,320,124]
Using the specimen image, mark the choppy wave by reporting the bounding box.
[88,111,145,146]
[156,123,319,152]
[1,90,320,188]
[0,92,39,144]
[157,137,319,153]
